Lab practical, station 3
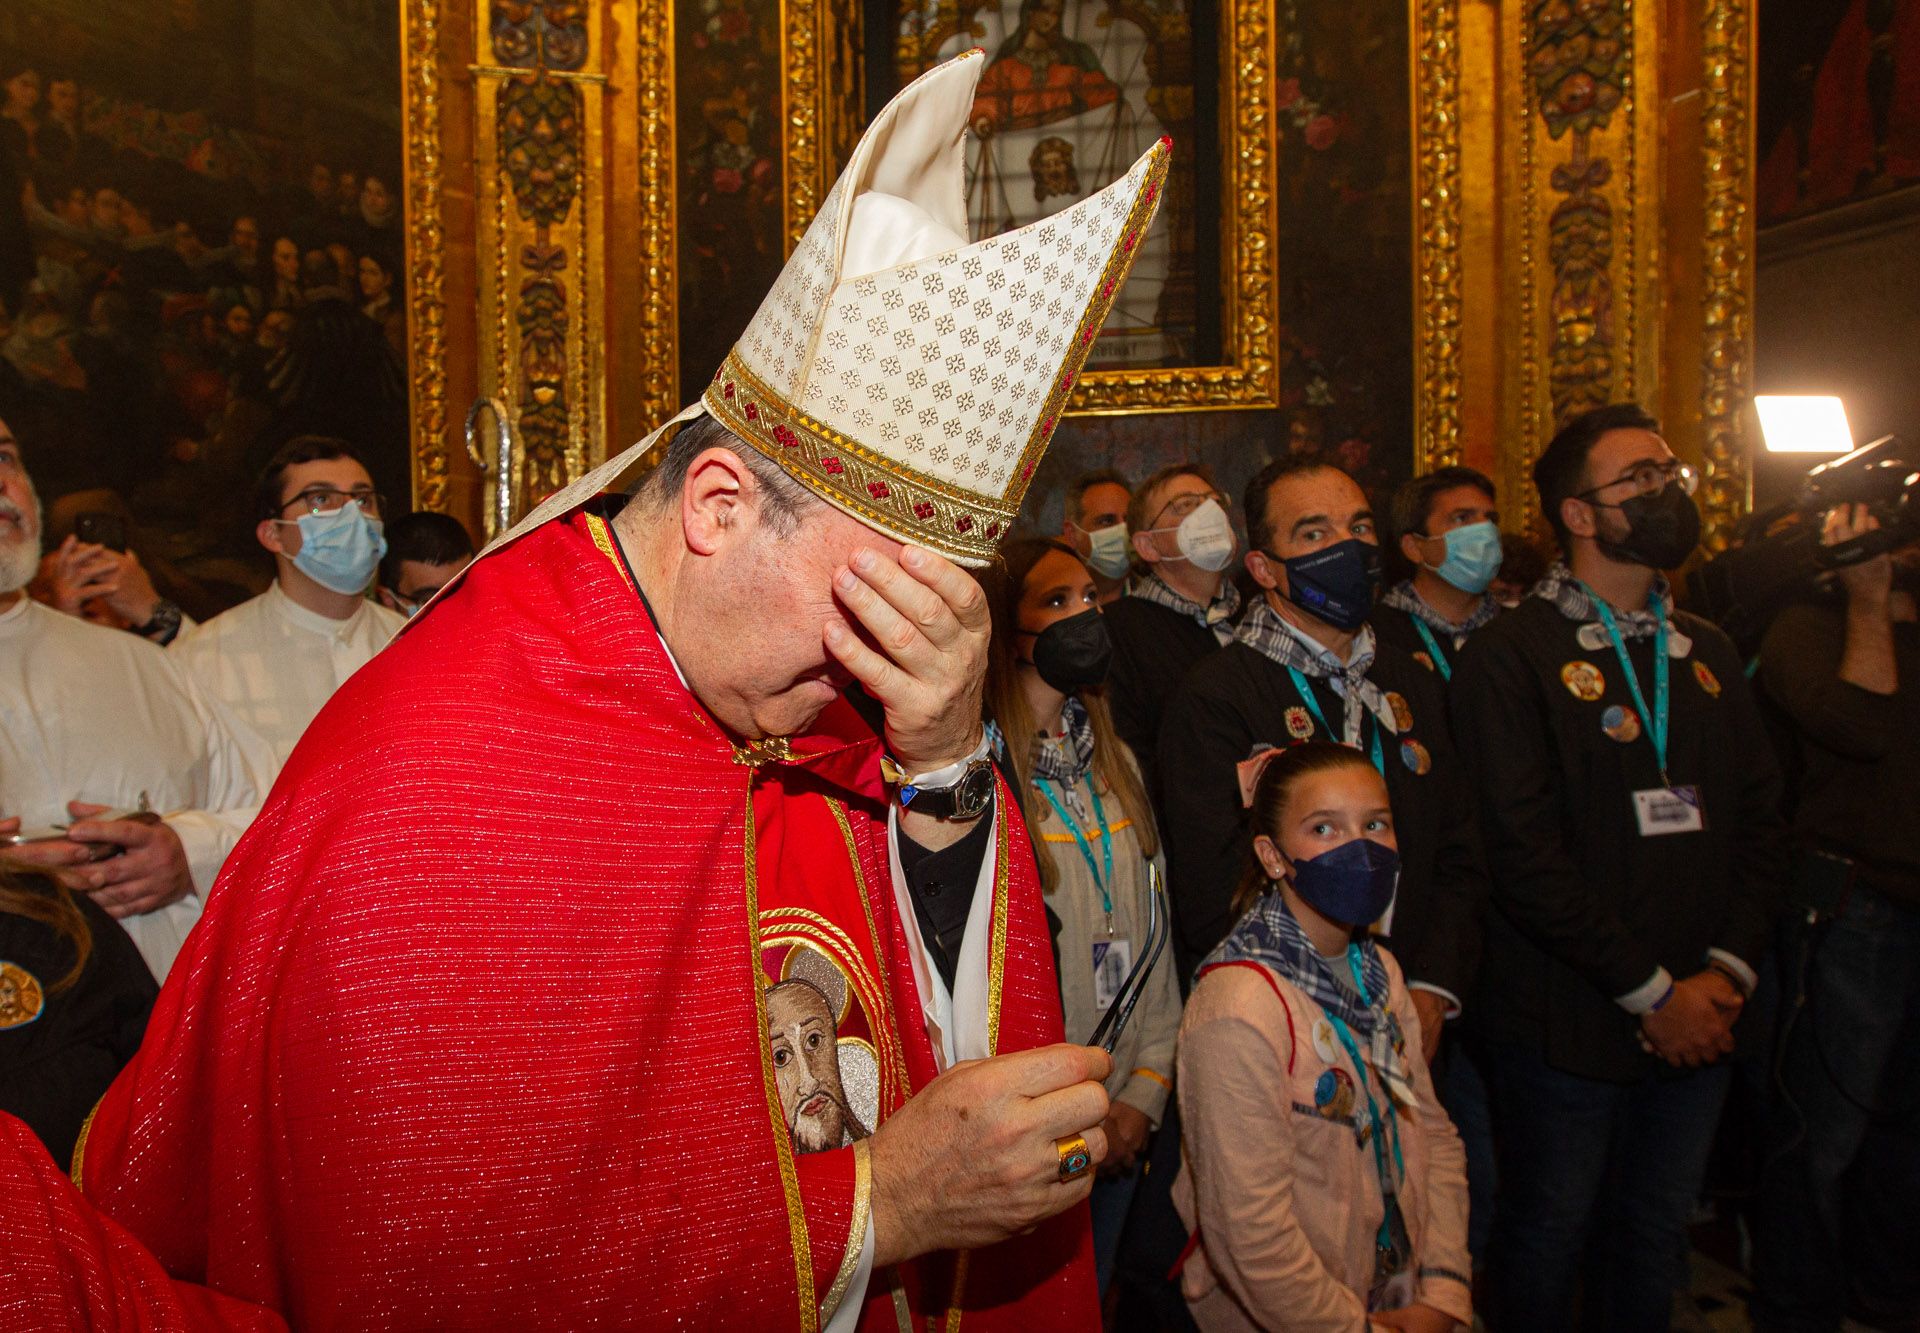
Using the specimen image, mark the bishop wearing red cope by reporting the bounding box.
[0,52,1171,1330]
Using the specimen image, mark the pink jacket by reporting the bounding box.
[1173,950,1473,1331]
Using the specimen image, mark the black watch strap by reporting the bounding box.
[134,599,184,646]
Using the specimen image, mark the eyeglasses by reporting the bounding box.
[1577,458,1697,503]
[1149,490,1230,528]
[281,487,383,519]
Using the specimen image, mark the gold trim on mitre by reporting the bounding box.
[702,52,1171,567]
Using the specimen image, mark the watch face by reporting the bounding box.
[954,762,995,818]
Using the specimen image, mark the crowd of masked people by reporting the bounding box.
[5,399,1916,1332]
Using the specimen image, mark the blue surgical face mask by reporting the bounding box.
[1288,837,1400,927]
[1077,521,1133,580]
[1274,537,1380,632]
[285,504,387,595]
[1427,519,1502,595]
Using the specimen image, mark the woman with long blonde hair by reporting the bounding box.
[981,537,1179,1295]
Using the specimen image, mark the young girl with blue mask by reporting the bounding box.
[1172,742,1472,1332]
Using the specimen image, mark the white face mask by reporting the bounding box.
[1076,521,1133,579]
[1150,497,1235,573]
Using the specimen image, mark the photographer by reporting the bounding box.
[1750,505,1920,1333]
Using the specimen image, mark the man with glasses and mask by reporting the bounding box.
[1450,403,1786,1330]
[1157,456,1485,1047]
[173,436,405,770]
[1102,464,1243,801]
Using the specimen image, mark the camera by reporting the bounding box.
[1686,435,1920,657]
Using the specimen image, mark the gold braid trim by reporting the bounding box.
[819,1138,873,1325]
[582,512,633,591]
[68,1096,102,1188]
[746,781,819,1332]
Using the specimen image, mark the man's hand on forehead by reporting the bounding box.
[823,543,989,775]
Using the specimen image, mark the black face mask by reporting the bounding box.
[1275,538,1381,632]
[1026,608,1112,692]
[1596,483,1701,570]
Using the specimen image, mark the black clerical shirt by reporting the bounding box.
[896,799,996,991]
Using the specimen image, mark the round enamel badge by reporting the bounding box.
[1400,739,1432,776]
[1314,1066,1356,1120]
[0,961,45,1030]
[1602,704,1642,743]
[1285,705,1315,740]
[1561,660,1606,702]
[1385,691,1413,732]
[1693,660,1722,697]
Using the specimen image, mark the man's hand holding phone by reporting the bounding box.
[0,804,194,918]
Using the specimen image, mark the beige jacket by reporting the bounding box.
[1173,950,1473,1332]
[1031,765,1179,1124]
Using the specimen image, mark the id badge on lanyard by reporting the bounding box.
[1585,589,1705,838]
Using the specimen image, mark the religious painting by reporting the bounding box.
[763,942,882,1154]
[673,0,788,397]
[0,0,409,618]
[882,0,1218,375]
[1757,0,1920,226]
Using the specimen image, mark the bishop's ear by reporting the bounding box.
[680,447,752,555]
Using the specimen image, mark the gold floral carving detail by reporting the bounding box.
[631,0,679,427]
[783,0,826,250]
[1414,0,1464,472]
[1699,0,1753,552]
[404,0,450,511]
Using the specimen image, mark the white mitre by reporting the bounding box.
[493,50,1169,567]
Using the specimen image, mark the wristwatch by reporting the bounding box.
[133,599,184,646]
[885,736,996,821]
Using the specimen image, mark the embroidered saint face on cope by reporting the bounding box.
[767,971,873,1153]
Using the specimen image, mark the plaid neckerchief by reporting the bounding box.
[1132,573,1242,644]
[1533,561,1672,640]
[1233,598,1398,742]
[1380,579,1501,645]
[1205,890,1398,1044]
[1030,694,1097,822]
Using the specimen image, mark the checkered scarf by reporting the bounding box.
[1533,561,1672,640]
[1206,890,1398,1043]
[1030,694,1096,790]
[1133,572,1242,643]
[1233,599,1398,741]
[1380,580,1501,642]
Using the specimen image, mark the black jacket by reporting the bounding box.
[1105,594,1228,804]
[1157,638,1488,996]
[1,883,157,1170]
[1451,599,1787,1081]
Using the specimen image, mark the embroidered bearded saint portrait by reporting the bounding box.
[765,946,879,1153]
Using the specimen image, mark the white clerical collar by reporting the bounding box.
[0,594,29,630]
[267,580,366,639]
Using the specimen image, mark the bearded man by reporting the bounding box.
[0,52,1170,1330]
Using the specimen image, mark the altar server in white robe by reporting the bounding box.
[0,419,272,980]
[172,436,406,771]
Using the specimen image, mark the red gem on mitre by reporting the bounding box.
[1021,462,1036,480]
[722,381,736,400]
[1082,325,1097,345]
[1040,416,1055,437]
[955,516,975,533]
[913,501,936,520]
[986,521,1002,539]
[771,424,799,449]
[744,402,759,422]
[1102,278,1115,297]
[867,481,891,499]
[820,456,844,475]
[1123,231,1137,253]
[1061,370,1075,389]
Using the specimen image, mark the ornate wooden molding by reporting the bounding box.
[627,0,679,429]
[1699,0,1754,551]
[404,0,451,512]
[1413,0,1464,472]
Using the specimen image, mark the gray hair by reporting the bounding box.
[637,413,816,536]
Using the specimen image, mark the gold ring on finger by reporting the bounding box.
[1055,1133,1092,1183]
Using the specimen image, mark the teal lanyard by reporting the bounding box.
[1325,945,1406,1252]
[1411,617,1452,682]
[1286,667,1386,775]
[1035,778,1116,932]
[1582,586,1671,784]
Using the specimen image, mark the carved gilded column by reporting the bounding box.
[1479,0,1753,549]
[471,0,611,528]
